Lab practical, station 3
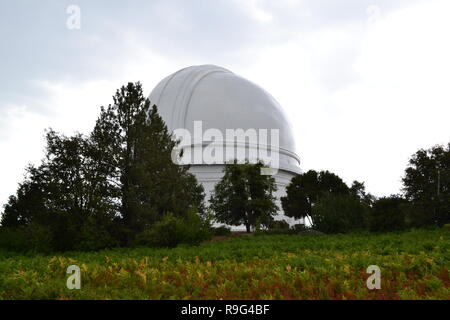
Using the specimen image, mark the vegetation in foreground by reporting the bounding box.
[0,229,448,300]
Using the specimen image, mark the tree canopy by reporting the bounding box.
[402,143,450,226]
[1,82,207,251]
[281,170,350,221]
[209,161,278,232]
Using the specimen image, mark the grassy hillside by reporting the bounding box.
[0,229,448,299]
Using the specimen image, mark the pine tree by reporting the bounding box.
[91,82,205,243]
[1,81,206,250]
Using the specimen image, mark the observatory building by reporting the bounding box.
[149,65,302,225]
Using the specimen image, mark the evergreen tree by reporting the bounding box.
[91,82,205,243]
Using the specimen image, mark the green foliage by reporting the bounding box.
[0,227,28,252]
[369,196,407,232]
[0,82,205,252]
[0,229,448,299]
[403,143,450,226]
[269,219,290,230]
[311,193,369,234]
[92,83,205,243]
[281,170,350,221]
[210,161,278,232]
[212,225,232,236]
[290,223,311,233]
[134,210,212,248]
[0,224,54,253]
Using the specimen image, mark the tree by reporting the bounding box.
[350,180,376,207]
[402,143,450,226]
[1,169,47,228]
[210,161,278,232]
[1,129,121,251]
[0,130,118,251]
[89,82,205,243]
[311,193,368,234]
[281,170,349,222]
[1,82,206,251]
[369,196,407,232]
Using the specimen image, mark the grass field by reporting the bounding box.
[0,229,448,300]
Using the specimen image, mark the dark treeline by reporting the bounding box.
[0,82,210,252]
[1,82,449,252]
[280,143,450,234]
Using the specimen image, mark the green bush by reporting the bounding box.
[255,228,292,236]
[0,227,29,252]
[254,219,293,235]
[369,196,407,232]
[27,223,54,253]
[311,193,369,234]
[212,225,232,236]
[75,216,120,251]
[0,224,54,253]
[269,219,290,230]
[291,223,308,233]
[134,210,212,248]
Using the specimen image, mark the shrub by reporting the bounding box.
[75,216,120,251]
[269,219,290,230]
[291,223,308,233]
[134,213,184,248]
[134,209,212,248]
[0,227,29,252]
[0,224,54,253]
[255,228,292,236]
[311,193,369,234]
[254,219,292,235]
[212,225,232,236]
[27,223,54,253]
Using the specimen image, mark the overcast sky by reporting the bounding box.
[1,0,449,207]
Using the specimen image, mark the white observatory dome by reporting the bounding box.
[149,65,302,226]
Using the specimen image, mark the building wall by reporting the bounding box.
[188,164,304,230]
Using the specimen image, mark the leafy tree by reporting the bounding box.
[281,170,349,222]
[369,196,407,232]
[1,130,119,251]
[311,193,368,234]
[1,168,47,228]
[350,180,375,206]
[402,143,450,226]
[210,161,278,233]
[1,82,206,251]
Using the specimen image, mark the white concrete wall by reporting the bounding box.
[189,165,304,230]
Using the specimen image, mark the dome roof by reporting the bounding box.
[149,65,300,173]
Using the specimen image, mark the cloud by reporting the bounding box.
[241,0,450,196]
